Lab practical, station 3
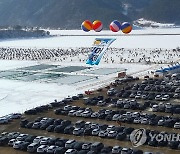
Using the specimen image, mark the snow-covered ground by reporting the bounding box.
[0,28,179,117]
[0,28,180,49]
[133,18,178,28]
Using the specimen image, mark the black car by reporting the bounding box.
[55,139,67,147]
[168,141,179,149]
[46,125,56,132]
[83,128,93,136]
[61,120,71,127]
[64,125,75,134]
[54,147,66,154]
[40,123,50,130]
[25,135,37,142]
[54,125,66,133]
[54,119,63,125]
[25,122,34,129]
[73,142,84,151]
[20,119,29,128]
[0,137,9,146]
[116,132,126,141]
[78,150,89,154]
[100,146,112,153]
[90,142,104,152]
[19,141,30,151]
[48,138,59,145]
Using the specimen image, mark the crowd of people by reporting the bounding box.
[0,47,179,64]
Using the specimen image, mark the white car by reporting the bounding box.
[13,141,23,149]
[65,140,76,149]
[161,95,170,101]
[40,137,51,145]
[0,118,8,124]
[8,139,16,146]
[92,128,100,136]
[46,145,59,153]
[64,105,72,111]
[68,110,77,116]
[91,123,99,129]
[82,143,91,150]
[133,118,141,124]
[85,121,92,128]
[98,130,108,138]
[152,105,159,112]
[91,112,99,118]
[112,146,121,154]
[174,122,180,129]
[65,149,77,154]
[81,110,92,118]
[108,131,118,138]
[1,132,8,136]
[131,112,140,118]
[155,95,162,101]
[73,128,83,135]
[33,136,44,143]
[106,125,115,131]
[141,118,149,125]
[75,110,84,117]
[37,145,49,153]
[158,119,164,126]
[112,114,120,121]
[40,117,49,123]
[16,134,28,141]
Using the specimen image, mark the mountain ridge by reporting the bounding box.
[0,0,179,29]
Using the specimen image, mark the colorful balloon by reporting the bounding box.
[81,20,93,32]
[121,22,132,34]
[92,20,103,32]
[109,20,121,32]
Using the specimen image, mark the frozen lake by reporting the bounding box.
[0,28,179,116]
[0,28,180,49]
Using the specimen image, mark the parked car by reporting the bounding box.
[108,131,118,138]
[73,128,83,136]
[174,122,180,129]
[65,149,77,154]
[65,140,76,149]
[82,143,92,150]
[90,142,104,152]
[37,145,49,153]
[112,145,122,154]
[8,139,16,146]
[33,136,44,144]
[46,145,59,153]
[27,142,40,153]
[13,141,24,149]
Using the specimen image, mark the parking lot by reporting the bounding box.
[0,73,180,154]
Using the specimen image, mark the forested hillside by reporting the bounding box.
[0,0,179,29]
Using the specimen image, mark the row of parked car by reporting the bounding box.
[54,105,180,129]
[0,131,144,154]
[0,113,22,124]
[107,85,179,101]
[151,102,180,114]
[84,96,148,110]
[20,116,180,150]
[24,94,84,115]
[108,75,180,102]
